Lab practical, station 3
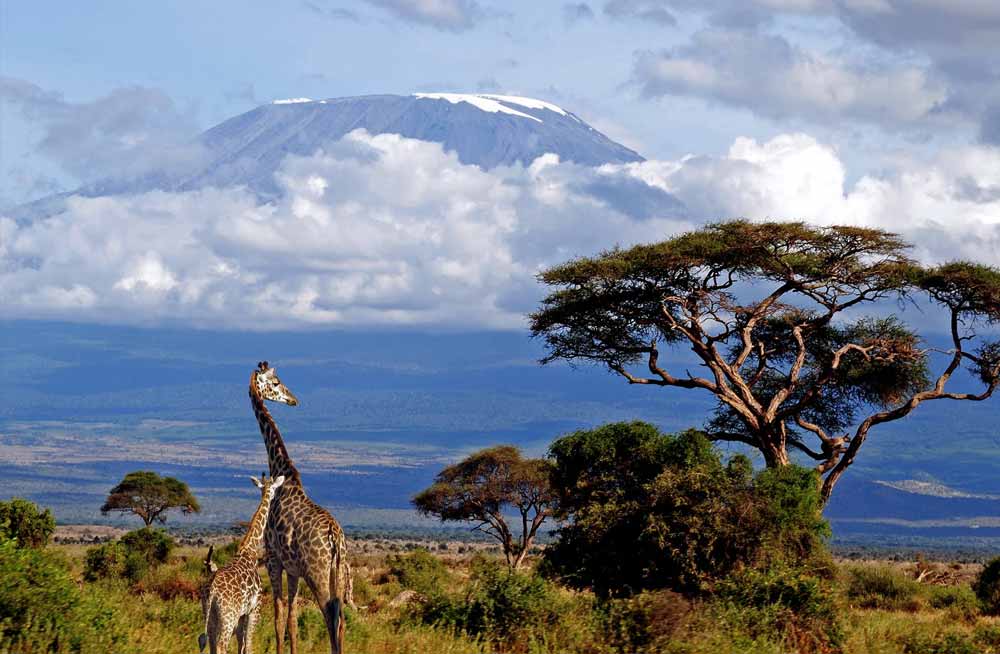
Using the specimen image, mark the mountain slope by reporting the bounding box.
[9,93,646,220]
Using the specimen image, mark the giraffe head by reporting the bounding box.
[250,472,287,502]
[253,361,299,406]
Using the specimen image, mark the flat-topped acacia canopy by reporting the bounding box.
[531,220,1000,502]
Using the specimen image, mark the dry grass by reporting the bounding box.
[23,542,1000,654]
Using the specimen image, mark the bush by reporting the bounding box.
[83,541,127,582]
[844,565,923,611]
[0,534,126,653]
[386,548,451,596]
[716,566,843,653]
[0,498,55,548]
[601,590,692,653]
[544,422,831,598]
[418,558,585,650]
[928,585,980,620]
[901,630,979,654]
[120,527,174,564]
[975,556,1000,615]
[83,528,175,583]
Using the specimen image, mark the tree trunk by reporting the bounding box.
[757,427,789,468]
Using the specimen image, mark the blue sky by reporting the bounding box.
[2,1,1000,329]
[6,0,977,196]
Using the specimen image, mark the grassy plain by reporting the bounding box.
[14,536,1000,654]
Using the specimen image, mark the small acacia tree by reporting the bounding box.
[100,471,200,526]
[531,221,1000,502]
[413,445,554,569]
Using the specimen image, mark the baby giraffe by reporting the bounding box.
[199,474,286,654]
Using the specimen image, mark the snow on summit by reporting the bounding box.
[413,93,572,123]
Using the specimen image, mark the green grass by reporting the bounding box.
[9,543,1000,654]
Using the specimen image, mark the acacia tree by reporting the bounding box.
[100,470,200,526]
[413,446,554,569]
[531,221,1000,502]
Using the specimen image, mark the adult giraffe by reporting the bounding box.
[250,361,350,654]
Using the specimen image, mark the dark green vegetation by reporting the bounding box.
[84,527,176,583]
[100,471,200,526]
[0,497,55,548]
[531,221,1000,501]
[543,422,831,599]
[413,445,554,569]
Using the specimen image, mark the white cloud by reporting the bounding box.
[364,0,485,31]
[625,133,1000,266]
[3,128,1000,330]
[633,29,949,130]
[0,131,689,329]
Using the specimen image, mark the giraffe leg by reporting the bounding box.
[237,604,260,654]
[235,613,249,654]
[286,574,301,654]
[310,573,345,654]
[268,561,287,654]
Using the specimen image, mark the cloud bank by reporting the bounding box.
[3,128,1000,330]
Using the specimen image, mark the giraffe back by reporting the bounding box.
[265,483,346,581]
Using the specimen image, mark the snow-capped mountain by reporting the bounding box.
[11,93,646,219]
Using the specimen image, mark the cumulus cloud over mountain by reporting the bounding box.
[4,123,1000,329]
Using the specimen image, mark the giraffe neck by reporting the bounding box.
[249,374,300,483]
[238,489,272,554]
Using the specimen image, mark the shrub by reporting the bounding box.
[844,565,923,611]
[975,556,1000,615]
[0,534,126,653]
[0,498,55,548]
[120,527,174,564]
[901,630,979,654]
[928,585,980,621]
[83,528,174,583]
[386,548,451,596]
[716,566,843,653]
[83,541,127,581]
[418,558,582,650]
[601,590,692,653]
[544,422,831,597]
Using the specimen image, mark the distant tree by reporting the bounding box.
[531,221,1000,502]
[100,471,200,526]
[0,498,56,548]
[413,446,555,569]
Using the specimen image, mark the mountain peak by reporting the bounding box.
[10,93,645,220]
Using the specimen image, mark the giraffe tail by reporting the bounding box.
[328,529,345,651]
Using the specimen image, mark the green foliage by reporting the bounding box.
[100,470,200,526]
[544,422,830,598]
[901,631,980,654]
[974,556,1000,615]
[0,498,56,549]
[120,527,175,564]
[600,590,692,653]
[928,585,980,621]
[386,548,451,596]
[0,533,126,653]
[715,566,843,653]
[844,565,922,611]
[418,557,585,651]
[83,541,127,582]
[83,528,175,583]
[413,445,554,568]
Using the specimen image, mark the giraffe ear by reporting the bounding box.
[250,475,264,489]
[273,475,286,488]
